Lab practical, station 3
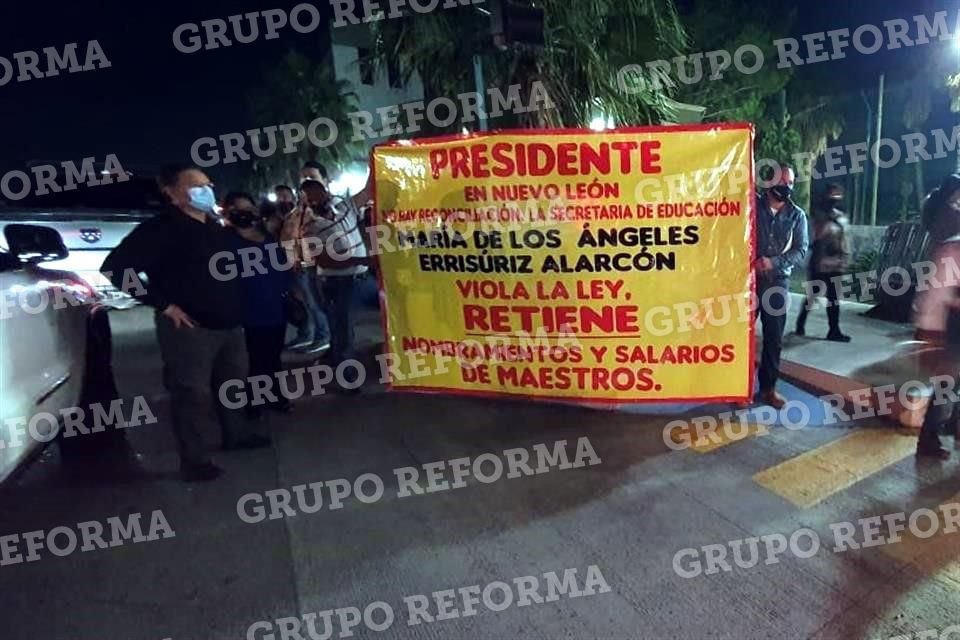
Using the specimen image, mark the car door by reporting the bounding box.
[0,262,86,482]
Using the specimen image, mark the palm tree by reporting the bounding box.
[789,96,845,213]
[371,0,689,132]
[674,0,794,125]
[901,83,932,213]
[245,51,361,191]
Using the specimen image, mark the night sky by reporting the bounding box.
[0,0,956,184]
[0,0,333,180]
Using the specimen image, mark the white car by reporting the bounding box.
[0,224,107,483]
[0,174,163,300]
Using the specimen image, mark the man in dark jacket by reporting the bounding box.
[101,164,268,482]
[750,164,809,409]
[795,183,851,342]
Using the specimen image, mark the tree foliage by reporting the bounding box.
[671,0,794,125]
[371,0,690,132]
[244,51,361,192]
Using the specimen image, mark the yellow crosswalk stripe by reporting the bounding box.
[669,421,769,454]
[753,430,916,508]
[879,494,960,586]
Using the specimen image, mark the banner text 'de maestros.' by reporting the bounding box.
[373,125,755,403]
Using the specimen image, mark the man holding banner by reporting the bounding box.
[751,164,809,409]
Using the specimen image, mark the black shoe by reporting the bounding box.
[826,332,851,343]
[180,462,224,482]
[222,435,272,451]
[795,326,805,336]
[916,443,950,459]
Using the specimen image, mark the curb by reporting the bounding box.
[780,359,924,430]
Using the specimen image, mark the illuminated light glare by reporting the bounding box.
[266,192,278,203]
[328,165,370,198]
[589,115,614,131]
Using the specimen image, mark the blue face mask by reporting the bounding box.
[187,185,217,213]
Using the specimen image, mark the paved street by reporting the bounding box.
[1,306,959,640]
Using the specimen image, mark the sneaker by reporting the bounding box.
[180,462,224,482]
[285,338,315,351]
[300,340,331,354]
[222,435,272,451]
[826,332,851,343]
[759,389,787,410]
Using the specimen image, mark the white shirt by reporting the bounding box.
[310,196,369,277]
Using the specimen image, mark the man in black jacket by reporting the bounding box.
[101,164,268,482]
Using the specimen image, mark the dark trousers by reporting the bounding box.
[919,384,960,450]
[796,271,842,334]
[155,313,253,466]
[755,277,789,393]
[245,323,286,380]
[320,276,358,364]
[245,323,287,407]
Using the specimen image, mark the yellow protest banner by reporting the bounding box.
[372,124,755,404]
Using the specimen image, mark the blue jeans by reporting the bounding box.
[294,270,330,344]
[320,276,358,365]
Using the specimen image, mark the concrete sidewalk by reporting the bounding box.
[775,294,927,429]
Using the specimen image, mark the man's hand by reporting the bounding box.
[162,304,197,329]
[754,257,774,273]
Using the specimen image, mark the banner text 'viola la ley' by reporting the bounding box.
[372,124,755,403]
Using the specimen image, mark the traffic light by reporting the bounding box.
[489,0,545,49]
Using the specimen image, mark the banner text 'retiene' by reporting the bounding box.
[429,141,663,180]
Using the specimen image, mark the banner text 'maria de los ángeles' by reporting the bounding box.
[372,124,755,404]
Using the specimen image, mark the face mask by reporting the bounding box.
[278,201,295,214]
[229,210,259,229]
[770,185,792,202]
[187,185,217,213]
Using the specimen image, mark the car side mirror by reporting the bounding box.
[3,224,69,264]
